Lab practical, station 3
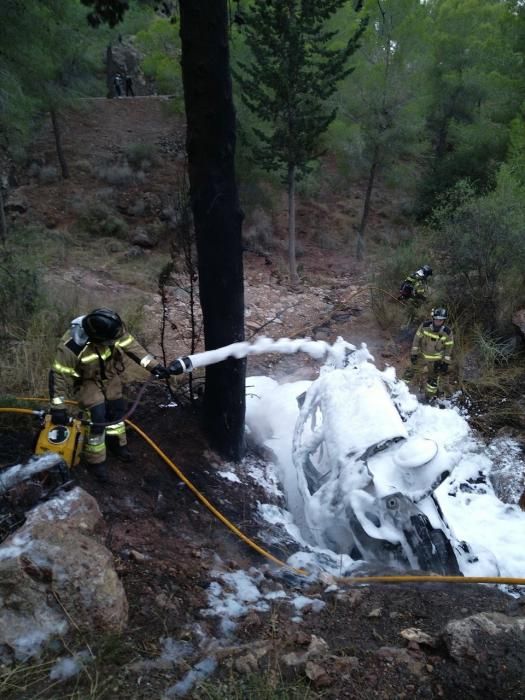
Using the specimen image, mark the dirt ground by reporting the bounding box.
[2,98,525,698]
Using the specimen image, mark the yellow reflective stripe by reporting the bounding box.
[422,330,443,340]
[84,435,105,453]
[444,340,454,346]
[422,353,443,360]
[140,354,155,368]
[52,361,81,378]
[80,348,111,363]
[115,334,134,349]
[106,421,126,436]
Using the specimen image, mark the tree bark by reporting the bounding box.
[0,187,7,244]
[287,163,299,285]
[50,109,69,179]
[356,146,379,261]
[179,0,246,461]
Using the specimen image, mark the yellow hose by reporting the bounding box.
[3,405,525,586]
[336,575,525,585]
[125,418,306,575]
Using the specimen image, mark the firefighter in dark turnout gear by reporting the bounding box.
[49,308,170,481]
[409,307,454,402]
[398,265,432,302]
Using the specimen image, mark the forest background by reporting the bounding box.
[3,0,525,430]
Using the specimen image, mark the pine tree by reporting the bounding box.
[236,0,366,283]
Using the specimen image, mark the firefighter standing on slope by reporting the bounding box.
[49,308,171,482]
[409,307,454,402]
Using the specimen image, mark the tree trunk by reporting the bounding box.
[50,109,69,180]
[179,0,246,461]
[356,147,378,261]
[105,44,116,98]
[0,187,7,244]
[287,163,299,285]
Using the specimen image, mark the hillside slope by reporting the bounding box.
[2,98,523,699]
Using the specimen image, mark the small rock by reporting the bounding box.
[400,628,436,646]
[305,660,332,687]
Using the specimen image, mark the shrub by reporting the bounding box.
[96,163,135,186]
[124,143,159,170]
[76,203,129,239]
[430,173,525,331]
[38,165,59,184]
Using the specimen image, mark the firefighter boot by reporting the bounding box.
[91,461,110,483]
[107,435,132,462]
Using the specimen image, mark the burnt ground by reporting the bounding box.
[2,302,525,699]
[1,97,525,697]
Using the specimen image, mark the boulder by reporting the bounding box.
[130,227,157,248]
[443,612,525,664]
[0,487,128,662]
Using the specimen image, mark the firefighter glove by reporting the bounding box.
[435,360,449,374]
[50,407,69,425]
[410,354,418,365]
[152,364,171,380]
[168,357,193,375]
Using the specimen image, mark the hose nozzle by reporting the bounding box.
[168,356,193,375]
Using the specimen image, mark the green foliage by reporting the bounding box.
[235,0,367,179]
[136,16,183,105]
[507,107,525,186]
[124,142,160,170]
[0,0,108,157]
[416,0,522,214]
[0,225,80,395]
[429,170,525,329]
[76,202,129,238]
[197,671,316,699]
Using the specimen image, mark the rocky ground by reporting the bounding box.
[1,97,524,698]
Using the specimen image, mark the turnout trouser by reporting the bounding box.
[405,359,445,402]
[82,396,128,465]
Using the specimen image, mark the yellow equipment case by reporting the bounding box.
[34,414,87,468]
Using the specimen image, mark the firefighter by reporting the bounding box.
[398,264,432,302]
[409,307,454,402]
[49,308,170,481]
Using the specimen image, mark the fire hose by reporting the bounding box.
[1,404,525,586]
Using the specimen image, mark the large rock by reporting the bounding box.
[0,487,128,662]
[443,612,525,664]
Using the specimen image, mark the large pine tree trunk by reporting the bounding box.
[50,109,69,180]
[287,163,298,284]
[179,0,246,461]
[0,187,7,244]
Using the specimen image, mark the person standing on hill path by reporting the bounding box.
[125,75,134,97]
[406,307,454,403]
[113,74,123,97]
[49,308,171,482]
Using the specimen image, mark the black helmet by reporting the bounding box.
[432,307,448,321]
[82,308,123,342]
[422,265,432,277]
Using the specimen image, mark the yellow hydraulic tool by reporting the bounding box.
[34,413,88,468]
